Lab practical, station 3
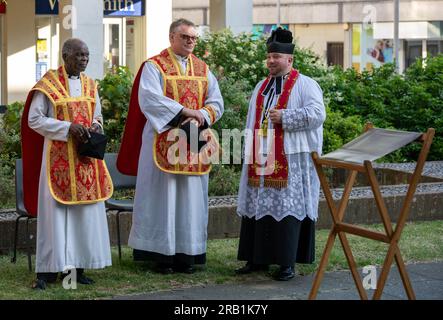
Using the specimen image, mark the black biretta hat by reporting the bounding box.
[266,27,295,54]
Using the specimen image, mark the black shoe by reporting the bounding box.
[274,265,295,281]
[235,262,269,274]
[77,274,95,285]
[37,272,58,283]
[174,263,195,274]
[32,279,47,290]
[156,263,174,274]
[59,269,75,282]
[75,268,95,285]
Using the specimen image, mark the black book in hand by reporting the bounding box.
[78,131,108,160]
[180,120,209,153]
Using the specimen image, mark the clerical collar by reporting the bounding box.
[68,74,80,80]
[174,53,189,63]
[262,72,290,96]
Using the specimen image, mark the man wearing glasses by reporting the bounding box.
[118,19,224,274]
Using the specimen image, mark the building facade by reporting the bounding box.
[1,1,442,104]
[173,0,443,72]
[0,0,252,104]
[0,0,173,104]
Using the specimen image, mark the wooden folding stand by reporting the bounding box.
[308,123,435,300]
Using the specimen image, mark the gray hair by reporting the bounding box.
[169,18,195,34]
[62,38,87,57]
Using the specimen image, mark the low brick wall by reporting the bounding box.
[2,188,442,255]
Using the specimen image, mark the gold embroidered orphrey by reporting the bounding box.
[31,66,113,204]
[149,48,219,175]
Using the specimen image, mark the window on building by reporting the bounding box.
[103,17,142,74]
[35,16,52,81]
[327,42,344,67]
[427,40,443,57]
[405,40,422,68]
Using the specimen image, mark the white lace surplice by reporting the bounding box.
[237,73,325,222]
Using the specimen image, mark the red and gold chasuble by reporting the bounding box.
[248,68,299,189]
[26,66,113,207]
[149,48,218,175]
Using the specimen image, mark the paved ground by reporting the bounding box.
[113,261,443,300]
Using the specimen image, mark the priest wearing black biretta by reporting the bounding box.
[235,27,326,281]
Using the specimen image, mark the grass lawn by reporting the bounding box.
[0,220,442,299]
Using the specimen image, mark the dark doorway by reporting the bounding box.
[327,42,344,67]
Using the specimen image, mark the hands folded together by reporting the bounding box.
[69,123,101,144]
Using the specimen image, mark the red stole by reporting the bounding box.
[248,69,299,189]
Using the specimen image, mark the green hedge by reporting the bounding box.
[1,30,442,206]
[0,102,23,207]
[98,66,134,152]
[319,56,443,161]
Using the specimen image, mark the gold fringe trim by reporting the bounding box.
[203,105,217,124]
[264,179,288,189]
[248,178,288,189]
[248,178,260,188]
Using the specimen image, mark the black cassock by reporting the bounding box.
[237,215,315,266]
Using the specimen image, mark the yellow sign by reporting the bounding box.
[37,39,47,54]
[352,25,361,56]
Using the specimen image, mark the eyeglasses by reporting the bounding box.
[177,33,198,42]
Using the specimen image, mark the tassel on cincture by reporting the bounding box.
[247,178,261,188]
[264,179,288,189]
[248,178,288,189]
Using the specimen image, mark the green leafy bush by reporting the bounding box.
[194,29,268,91]
[3,101,24,133]
[211,77,250,134]
[0,101,23,162]
[0,102,24,207]
[194,29,329,89]
[0,154,15,208]
[208,164,241,196]
[399,55,443,160]
[319,55,443,161]
[0,101,23,163]
[97,66,134,152]
[322,106,364,155]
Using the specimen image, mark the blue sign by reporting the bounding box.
[35,0,59,15]
[104,0,144,16]
[36,62,48,81]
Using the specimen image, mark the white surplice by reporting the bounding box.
[128,57,224,256]
[237,73,326,222]
[28,77,112,273]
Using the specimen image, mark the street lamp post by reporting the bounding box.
[394,0,400,72]
[277,0,280,27]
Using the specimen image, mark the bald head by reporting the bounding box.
[62,38,87,58]
[62,38,89,76]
